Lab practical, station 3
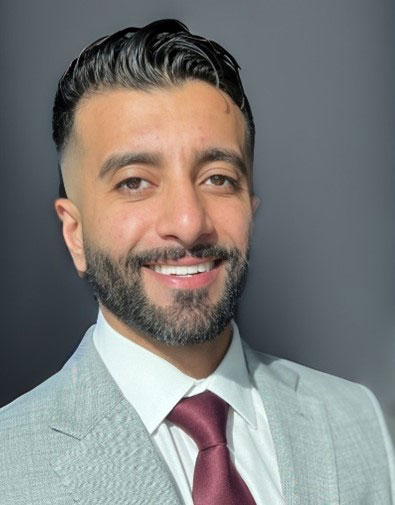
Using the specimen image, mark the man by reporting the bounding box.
[0,19,394,505]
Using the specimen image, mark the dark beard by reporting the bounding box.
[84,242,249,346]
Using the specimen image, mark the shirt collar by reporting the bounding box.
[93,311,257,434]
[208,320,257,429]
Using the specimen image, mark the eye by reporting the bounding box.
[116,177,152,192]
[205,174,240,191]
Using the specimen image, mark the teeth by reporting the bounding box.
[151,261,215,276]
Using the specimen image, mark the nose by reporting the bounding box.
[155,180,216,248]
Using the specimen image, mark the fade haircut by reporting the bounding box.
[52,19,255,197]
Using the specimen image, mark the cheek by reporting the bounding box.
[210,202,252,250]
[86,207,151,255]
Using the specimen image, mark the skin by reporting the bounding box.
[55,80,259,378]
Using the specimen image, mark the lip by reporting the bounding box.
[142,260,222,289]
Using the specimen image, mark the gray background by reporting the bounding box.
[1,0,394,438]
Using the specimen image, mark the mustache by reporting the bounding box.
[124,244,241,269]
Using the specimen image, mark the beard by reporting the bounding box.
[84,241,249,347]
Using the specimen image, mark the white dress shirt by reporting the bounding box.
[93,310,284,505]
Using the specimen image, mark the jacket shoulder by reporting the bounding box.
[248,346,395,465]
[248,346,375,411]
[0,369,74,503]
[245,345,395,457]
[0,368,64,428]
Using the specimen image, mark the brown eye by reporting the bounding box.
[124,177,143,189]
[117,177,151,191]
[209,175,227,186]
[205,175,240,190]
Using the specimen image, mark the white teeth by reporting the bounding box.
[151,261,215,276]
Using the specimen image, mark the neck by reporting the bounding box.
[100,306,232,379]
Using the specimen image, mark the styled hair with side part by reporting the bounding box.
[52,19,255,196]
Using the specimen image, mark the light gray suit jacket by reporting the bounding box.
[1,326,394,504]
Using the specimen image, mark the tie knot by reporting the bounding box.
[167,391,229,450]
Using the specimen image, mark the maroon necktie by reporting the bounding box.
[167,390,256,505]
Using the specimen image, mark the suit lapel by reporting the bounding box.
[49,327,182,505]
[244,345,340,505]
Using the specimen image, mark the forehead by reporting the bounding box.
[72,81,248,168]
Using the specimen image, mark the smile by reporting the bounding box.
[147,261,215,276]
[143,259,222,289]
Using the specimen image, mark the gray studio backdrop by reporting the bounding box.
[1,0,395,437]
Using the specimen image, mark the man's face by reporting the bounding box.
[57,81,257,345]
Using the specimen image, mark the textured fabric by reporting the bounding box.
[0,325,394,504]
[93,312,284,504]
[168,391,256,505]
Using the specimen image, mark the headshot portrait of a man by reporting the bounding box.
[1,18,394,505]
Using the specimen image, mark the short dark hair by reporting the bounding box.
[53,19,255,197]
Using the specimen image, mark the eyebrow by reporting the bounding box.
[98,152,161,179]
[194,148,248,177]
[98,147,248,179]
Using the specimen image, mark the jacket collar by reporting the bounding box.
[243,343,340,505]
[50,326,182,504]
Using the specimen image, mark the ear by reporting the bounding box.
[251,195,261,214]
[54,198,86,277]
